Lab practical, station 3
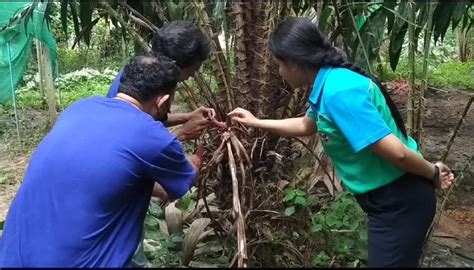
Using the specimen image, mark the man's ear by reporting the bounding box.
[155,94,170,109]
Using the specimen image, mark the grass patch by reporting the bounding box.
[382,59,474,90]
[429,61,474,90]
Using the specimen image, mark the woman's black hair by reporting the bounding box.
[151,20,211,68]
[269,17,407,138]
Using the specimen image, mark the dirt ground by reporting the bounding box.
[421,89,474,267]
[0,88,473,267]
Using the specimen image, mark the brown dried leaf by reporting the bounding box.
[182,218,211,266]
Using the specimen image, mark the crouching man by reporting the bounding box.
[0,53,201,267]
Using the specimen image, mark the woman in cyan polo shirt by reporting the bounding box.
[228,18,454,267]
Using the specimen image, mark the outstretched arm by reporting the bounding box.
[227,108,317,137]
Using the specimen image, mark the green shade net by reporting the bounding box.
[0,2,57,104]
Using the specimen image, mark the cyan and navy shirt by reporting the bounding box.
[0,96,195,267]
[306,67,421,194]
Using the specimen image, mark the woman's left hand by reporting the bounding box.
[435,162,455,190]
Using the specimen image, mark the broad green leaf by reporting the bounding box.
[144,214,160,229]
[79,0,94,45]
[350,221,360,231]
[325,214,342,228]
[284,206,296,216]
[149,201,164,218]
[358,229,368,241]
[356,15,367,31]
[69,2,81,39]
[383,0,397,33]
[389,21,408,71]
[294,196,308,207]
[432,2,455,43]
[413,1,428,41]
[295,190,306,196]
[170,234,184,243]
[452,1,469,30]
[313,251,331,267]
[283,190,296,202]
[318,5,334,33]
[311,223,323,233]
[388,1,410,70]
[355,9,387,70]
[167,1,185,21]
[145,227,162,242]
[367,2,382,13]
[180,193,192,210]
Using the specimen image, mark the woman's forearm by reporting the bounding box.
[394,148,435,180]
[371,135,435,180]
[254,116,317,137]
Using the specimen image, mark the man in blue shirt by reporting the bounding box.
[0,53,200,267]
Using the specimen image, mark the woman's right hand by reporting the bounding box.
[227,108,260,127]
[434,162,455,190]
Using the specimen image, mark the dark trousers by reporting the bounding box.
[355,173,436,268]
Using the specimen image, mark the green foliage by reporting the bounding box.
[430,60,474,90]
[142,196,185,267]
[10,68,116,110]
[177,191,196,211]
[380,28,474,90]
[283,188,308,216]
[145,233,184,267]
[310,192,368,267]
[313,251,331,267]
[143,201,184,267]
[57,47,88,74]
[382,58,474,90]
[55,68,115,108]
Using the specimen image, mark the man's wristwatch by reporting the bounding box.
[433,163,441,188]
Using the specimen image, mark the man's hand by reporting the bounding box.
[165,107,215,127]
[152,183,170,202]
[188,106,216,121]
[175,118,210,141]
[187,154,202,173]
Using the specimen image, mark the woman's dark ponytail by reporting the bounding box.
[269,17,408,138]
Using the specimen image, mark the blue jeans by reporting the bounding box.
[355,173,436,267]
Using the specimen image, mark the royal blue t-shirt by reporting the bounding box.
[106,68,124,98]
[0,96,196,267]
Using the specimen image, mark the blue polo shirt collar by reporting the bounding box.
[308,66,332,108]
